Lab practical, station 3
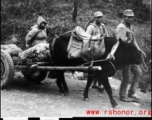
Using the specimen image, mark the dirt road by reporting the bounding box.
[1,71,151,117]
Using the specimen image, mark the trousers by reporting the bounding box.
[119,64,142,98]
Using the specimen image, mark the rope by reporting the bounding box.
[76,58,117,77]
[140,54,148,72]
[139,59,151,92]
[109,60,117,73]
[131,28,148,73]
[78,58,106,67]
[84,19,94,31]
[59,30,73,37]
[77,58,116,74]
[15,57,20,70]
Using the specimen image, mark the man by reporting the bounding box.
[86,11,109,91]
[26,16,48,48]
[107,9,146,102]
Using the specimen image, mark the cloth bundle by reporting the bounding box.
[1,44,23,56]
[19,43,50,61]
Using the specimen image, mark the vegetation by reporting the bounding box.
[1,0,151,91]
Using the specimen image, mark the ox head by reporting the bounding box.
[114,39,142,68]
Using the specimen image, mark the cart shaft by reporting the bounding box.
[16,65,102,71]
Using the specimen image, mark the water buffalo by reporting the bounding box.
[49,31,142,108]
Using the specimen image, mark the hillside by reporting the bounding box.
[1,0,151,91]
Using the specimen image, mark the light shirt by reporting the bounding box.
[115,22,133,42]
[86,22,108,36]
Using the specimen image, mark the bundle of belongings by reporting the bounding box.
[1,44,23,56]
[19,43,51,61]
[67,26,106,61]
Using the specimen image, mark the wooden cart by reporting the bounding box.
[1,49,101,89]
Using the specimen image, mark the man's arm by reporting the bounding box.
[25,29,39,48]
[110,41,120,55]
[106,40,120,60]
[107,26,127,60]
[132,33,146,57]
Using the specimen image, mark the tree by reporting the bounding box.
[72,0,77,23]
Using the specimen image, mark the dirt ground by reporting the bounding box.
[1,71,151,118]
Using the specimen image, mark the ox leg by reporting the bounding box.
[61,71,69,95]
[56,78,64,96]
[83,75,94,101]
[56,71,65,95]
[56,71,69,96]
[101,75,118,108]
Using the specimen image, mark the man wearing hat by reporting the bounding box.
[86,11,109,91]
[86,11,109,36]
[107,9,146,102]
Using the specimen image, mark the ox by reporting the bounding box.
[49,31,142,108]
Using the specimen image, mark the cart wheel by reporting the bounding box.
[22,70,47,83]
[1,50,14,89]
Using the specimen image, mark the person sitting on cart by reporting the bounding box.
[25,16,48,48]
[19,16,50,62]
[24,16,57,78]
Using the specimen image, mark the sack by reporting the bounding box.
[81,37,106,61]
[67,36,83,59]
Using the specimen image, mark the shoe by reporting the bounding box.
[141,89,147,93]
[120,97,133,102]
[120,97,140,103]
[92,85,99,89]
[98,87,105,92]
[128,94,141,100]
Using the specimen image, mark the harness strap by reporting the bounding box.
[77,58,117,76]
[88,35,94,61]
